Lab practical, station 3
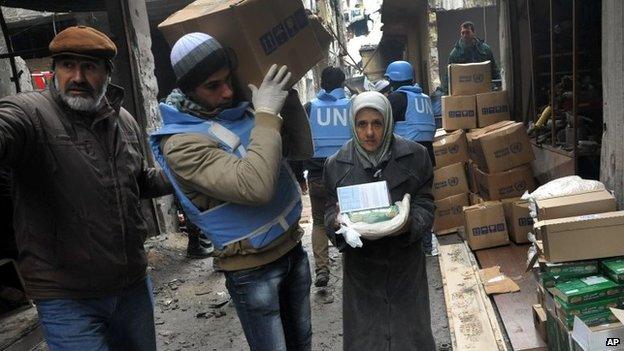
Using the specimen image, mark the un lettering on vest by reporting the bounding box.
[414,97,433,115]
[317,107,348,127]
[472,222,506,236]
[481,105,509,115]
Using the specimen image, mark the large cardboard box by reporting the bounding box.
[433,162,469,200]
[501,197,532,243]
[441,95,477,131]
[475,164,536,201]
[433,130,469,169]
[535,190,617,221]
[476,90,511,127]
[472,122,534,173]
[448,61,492,96]
[510,201,533,243]
[463,201,509,250]
[534,211,624,263]
[158,0,327,89]
[434,193,469,233]
[466,120,515,162]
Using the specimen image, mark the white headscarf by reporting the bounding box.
[350,91,394,168]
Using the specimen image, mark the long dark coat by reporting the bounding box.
[323,136,436,351]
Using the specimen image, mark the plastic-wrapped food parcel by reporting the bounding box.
[339,194,411,240]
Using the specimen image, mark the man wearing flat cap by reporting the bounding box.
[0,26,172,350]
[150,32,314,350]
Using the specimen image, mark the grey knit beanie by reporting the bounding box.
[170,32,229,92]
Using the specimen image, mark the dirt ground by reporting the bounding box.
[147,194,452,351]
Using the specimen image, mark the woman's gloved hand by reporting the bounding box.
[248,64,292,116]
[336,225,363,248]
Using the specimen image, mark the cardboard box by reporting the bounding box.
[466,120,516,163]
[572,318,624,351]
[510,201,533,243]
[534,211,624,263]
[158,0,327,89]
[476,90,511,127]
[535,190,617,221]
[550,276,621,305]
[601,258,624,284]
[433,130,469,169]
[467,160,479,193]
[441,95,477,131]
[472,122,534,173]
[475,164,536,201]
[463,201,509,251]
[434,193,469,233]
[447,61,492,96]
[432,162,469,200]
[533,304,548,343]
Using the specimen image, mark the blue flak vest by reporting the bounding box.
[149,102,302,250]
[309,88,352,158]
[394,85,436,142]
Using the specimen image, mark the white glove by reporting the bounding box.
[248,64,292,116]
[336,225,363,248]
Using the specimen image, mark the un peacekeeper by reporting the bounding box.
[443,20,501,93]
[385,61,437,255]
[291,66,351,287]
[0,26,172,350]
[150,32,314,351]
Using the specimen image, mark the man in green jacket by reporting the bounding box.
[443,21,501,93]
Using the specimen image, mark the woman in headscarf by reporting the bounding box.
[323,91,436,350]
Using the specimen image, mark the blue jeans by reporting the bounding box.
[35,276,156,351]
[225,243,312,351]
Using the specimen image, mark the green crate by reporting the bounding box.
[542,260,599,278]
[601,257,624,283]
[551,275,621,305]
[555,295,620,323]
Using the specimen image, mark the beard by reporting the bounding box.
[54,76,108,113]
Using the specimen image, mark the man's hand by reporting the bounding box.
[248,64,292,116]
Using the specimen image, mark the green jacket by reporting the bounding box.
[443,38,501,93]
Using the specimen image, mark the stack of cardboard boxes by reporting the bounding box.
[433,61,537,251]
[527,189,624,350]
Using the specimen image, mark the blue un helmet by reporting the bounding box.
[384,60,414,82]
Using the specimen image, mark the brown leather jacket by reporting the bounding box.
[0,85,172,299]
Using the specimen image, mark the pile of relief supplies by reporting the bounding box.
[522,176,624,351]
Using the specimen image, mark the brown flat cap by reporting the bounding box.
[49,26,117,60]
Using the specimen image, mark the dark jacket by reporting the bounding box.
[443,38,501,93]
[0,85,172,299]
[323,136,435,250]
[322,136,436,350]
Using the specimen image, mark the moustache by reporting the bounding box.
[65,81,94,95]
